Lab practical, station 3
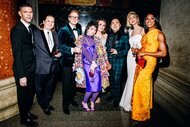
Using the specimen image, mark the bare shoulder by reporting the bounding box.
[157,31,166,41]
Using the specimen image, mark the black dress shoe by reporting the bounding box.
[47,105,55,111]
[43,107,51,115]
[21,118,38,126]
[63,108,70,115]
[70,100,79,106]
[28,113,38,120]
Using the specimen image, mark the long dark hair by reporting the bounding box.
[84,21,98,36]
[144,13,162,33]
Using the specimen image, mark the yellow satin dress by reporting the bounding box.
[131,29,160,121]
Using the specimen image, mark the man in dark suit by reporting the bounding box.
[10,3,38,126]
[106,18,130,107]
[33,15,61,116]
[58,10,82,114]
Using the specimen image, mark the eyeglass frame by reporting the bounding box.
[69,16,79,19]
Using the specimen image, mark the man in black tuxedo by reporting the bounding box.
[33,15,61,115]
[58,10,82,114]
[10,3,38,126]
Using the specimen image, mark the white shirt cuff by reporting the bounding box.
[71,48,74,55]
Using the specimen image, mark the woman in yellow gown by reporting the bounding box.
[131,13,167,121]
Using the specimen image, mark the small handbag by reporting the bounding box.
[136,56,146,69]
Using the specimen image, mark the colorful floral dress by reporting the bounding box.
[94,36,110,91]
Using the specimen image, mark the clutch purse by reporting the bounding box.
[136,56,146,69]
[89,70,94,77]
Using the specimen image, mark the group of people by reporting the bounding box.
[10,3,167,127]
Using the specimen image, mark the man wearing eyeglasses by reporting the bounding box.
[58,10,82,115]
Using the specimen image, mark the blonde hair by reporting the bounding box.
[69,10,79,16]
[126,11,140,28]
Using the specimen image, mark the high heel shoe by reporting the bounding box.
[82,101,90,112]
[90,101,95,111]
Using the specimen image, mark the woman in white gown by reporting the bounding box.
[119,11,144,112]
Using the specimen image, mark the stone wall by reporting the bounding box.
[160,0,190,82]
[155,0,190,126]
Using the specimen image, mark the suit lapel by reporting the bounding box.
[40,30,52,56]
[67,24,76,40]
[51,32,57,52]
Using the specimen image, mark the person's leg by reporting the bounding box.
[35,74,48,109]
[83,92,92,103]
[45,73,56,106]
[70,70,78,106]
[27,74,36,112]
[90,92,99,111]
[107,59,116,101]
[82,92,91,111]
[62,66,72,114]
[91,92,99,102]
[113,60,123,107]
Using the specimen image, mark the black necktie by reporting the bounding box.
[73,28,77,31]
[28,25,35,55]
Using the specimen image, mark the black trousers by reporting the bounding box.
[35,73,56,109]
[61,66,76,109]
[15,73,35,120]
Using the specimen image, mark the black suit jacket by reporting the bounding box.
[10,21,35,79]
[33,28,59,74]
[58,23,82,67]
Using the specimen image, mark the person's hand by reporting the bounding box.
[90,61,98,72]
[54,52,62,58]
[132,48,138,56]
[138,52,146,57]
[110,48,118,54]
[73,47,81,53]
[19,77,27,87]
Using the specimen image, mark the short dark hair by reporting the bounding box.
[19,3,33,11]
[84,21,98,35]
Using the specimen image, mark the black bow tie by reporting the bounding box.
[73,28,77,31]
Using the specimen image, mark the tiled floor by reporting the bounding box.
[0,82,180,127]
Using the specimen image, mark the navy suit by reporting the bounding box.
[33,28,59,109]
[10,21,36,120]
[58,23,82,110]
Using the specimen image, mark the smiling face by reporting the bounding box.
[68,11,79,26]
[87,25,97,36]
[43,16,55,31]
[128,14,139,26]
[145,14,156,29]
[98,20,106,33]
[18,6,33,23]
[110,18,121,33]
